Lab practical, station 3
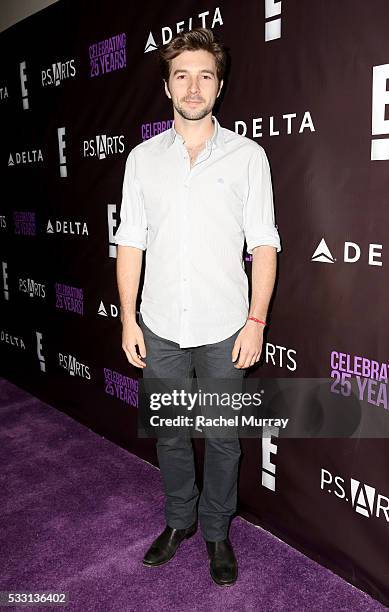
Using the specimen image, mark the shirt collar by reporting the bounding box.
[166,115,225,151]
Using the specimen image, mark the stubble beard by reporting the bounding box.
[173,97,215,121]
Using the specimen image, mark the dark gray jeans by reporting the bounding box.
[139,313,246,541]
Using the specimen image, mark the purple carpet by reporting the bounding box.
[0,377,386,612]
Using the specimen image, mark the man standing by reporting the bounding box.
[114,27,281,586]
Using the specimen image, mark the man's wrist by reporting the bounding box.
[120,310,137,324]
[246,315,267,328]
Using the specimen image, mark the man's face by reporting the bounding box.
[164,49,223,121]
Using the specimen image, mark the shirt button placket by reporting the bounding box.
[180,147,191,345]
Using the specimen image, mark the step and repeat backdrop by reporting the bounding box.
[1,0,388,606]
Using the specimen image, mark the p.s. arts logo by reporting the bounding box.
[82,134,125,159]
[41,59,76,87]
[312,238,383,266]
[59,128,125,171]
[264,342,297,371]
[321,469,389,524]
[144,7,223,52]
[58,352,91,379]
[18,277,46,299]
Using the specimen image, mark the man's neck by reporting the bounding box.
[174,113,215,148]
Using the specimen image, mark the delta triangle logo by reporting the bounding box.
[8,153,14,166]
[311,238,336,263]
[144,32,158,53]
[47,220,54,233]
[98,301,108,316]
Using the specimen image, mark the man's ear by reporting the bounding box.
[164,79,171,99]
[217,79,224,97]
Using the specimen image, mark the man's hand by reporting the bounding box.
[122,319,147,369]
[231,321,264,369]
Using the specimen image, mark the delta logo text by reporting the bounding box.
[235,112,315,138]
[312,238,383,266]
[89,33,126,77]
[0,85,8,102]
[8,149,43,166]
[46,218,89,236]
[97,300,122,318]
[321,469,389,525]
[1,329,26,350]
[144,7,223,52]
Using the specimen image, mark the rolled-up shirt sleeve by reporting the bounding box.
[243,145,281,254]
[113,149,148,250]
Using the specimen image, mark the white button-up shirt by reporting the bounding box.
[114,115,281,348]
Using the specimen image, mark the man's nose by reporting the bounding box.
[188,79,200,92]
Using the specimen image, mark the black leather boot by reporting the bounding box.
[142,522,197,567]
[206,538,238,586]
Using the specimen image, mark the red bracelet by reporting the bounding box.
[247,316,267,326]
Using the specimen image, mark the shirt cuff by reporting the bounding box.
[245,224,281,254]
[113,225,147,250]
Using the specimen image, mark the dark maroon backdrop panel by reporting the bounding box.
[1,1,388,606]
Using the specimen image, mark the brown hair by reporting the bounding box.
[158,27,227,86]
